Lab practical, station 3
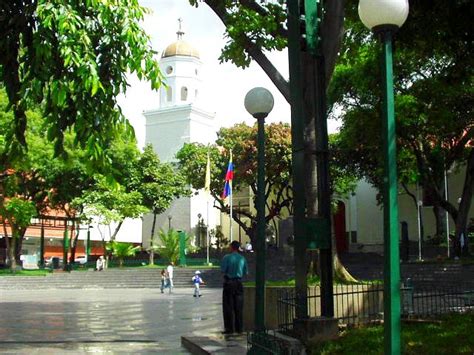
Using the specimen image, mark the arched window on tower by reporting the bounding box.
[167,87,172,102]
[195,89,198,100]
[181,87,188,101]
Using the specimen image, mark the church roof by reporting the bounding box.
[162,39,200,59]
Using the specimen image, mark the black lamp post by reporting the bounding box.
[244,87,274,331]
[358,1,409,353]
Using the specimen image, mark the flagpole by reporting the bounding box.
[230,185,233,242]
[230,149,234,242]
[206,199,210,264]
[222,149,234,243]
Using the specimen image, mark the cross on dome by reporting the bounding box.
[162,18,200,59]
[177,18,184,40]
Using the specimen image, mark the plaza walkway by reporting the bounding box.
[0,288,225,354]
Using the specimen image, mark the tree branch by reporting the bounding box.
[237,0,288,38]
[203,0,290,102]
[321,0,346,85]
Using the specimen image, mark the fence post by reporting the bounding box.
[401,278,414,317]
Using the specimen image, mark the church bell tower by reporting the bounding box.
[142,19,217,243]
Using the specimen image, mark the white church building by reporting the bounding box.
[141,26,218,247]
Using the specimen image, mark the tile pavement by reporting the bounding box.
[0,288,225,354]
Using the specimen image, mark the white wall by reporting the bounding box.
[347,166,473,249]
[79,219,143,244]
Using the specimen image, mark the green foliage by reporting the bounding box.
[177,123,294,237]
[132,145,189,215]
[329,1,473,204]
[106,241,140,267]
[2,197,36,237]
[189,1,287,68]
[0,269,51,277]
[210,226,229,251]
[72,143,186,241]
[177,123,357,241]
[312,313,474,354]
[157,229,188,265]
[75,180,147,226]
[0,0,163,163]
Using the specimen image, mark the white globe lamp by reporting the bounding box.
[244,87,274,119]
[358,0,409,31]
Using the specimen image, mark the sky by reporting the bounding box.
[119,0,340,147]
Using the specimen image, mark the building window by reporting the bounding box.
[167,87,172,102]
[181,86,188,101]
[195,89,198,99]
[166,66,173,74]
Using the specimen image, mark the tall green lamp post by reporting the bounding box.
[244,87,274,331]
[358,1,409,354]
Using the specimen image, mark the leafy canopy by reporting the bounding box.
[329,0,473,199]
[0,0,163,162]
[177,122,357,241]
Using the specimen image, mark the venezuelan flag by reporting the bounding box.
[222,151,233,200]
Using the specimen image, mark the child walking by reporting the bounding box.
[192,270,204,297]
[160,268,170,293]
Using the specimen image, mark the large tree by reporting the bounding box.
[178,122,293,244]
[177,123,357,246]
[0,0,163,162]
[329,0,473,255]
[187,1,345,213]
[0,87,97,269]
[188,1,349,283]
[131,144,189,265]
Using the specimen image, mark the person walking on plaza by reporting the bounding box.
[160,268,169,293]
[96,256,104,271]
[220,240,248,334]
[166,261,174,293]
[192,270,204,297]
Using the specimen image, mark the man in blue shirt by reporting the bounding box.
[221,240,248,334]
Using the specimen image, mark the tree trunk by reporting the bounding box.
[2,222,13,269]
[70,223,81,265]
[454,150,474,256]
[110,221,123,242]
[149,212,157,266]
[8,236,17,270]
[433,205,446,240]
[334,253,357,283]
[201,0,350,283]
[14,229,26,266]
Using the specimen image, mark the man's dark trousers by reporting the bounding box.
[223,278,243,333]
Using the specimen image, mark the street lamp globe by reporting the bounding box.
[358,0,409,30]
[244,87,274,119]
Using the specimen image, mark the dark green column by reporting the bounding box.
[179,231,186,266]
[39,221,45,268]
[287,0,308,319]
[62,225,69,271]
[255,115,267,330]
[86,226,91,261]
[380,28,401,355]
[314,54,334,317]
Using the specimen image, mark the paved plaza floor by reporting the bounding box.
[0,288,224,354]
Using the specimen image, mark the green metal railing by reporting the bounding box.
[247,331,285,355]
[277,283,474,333]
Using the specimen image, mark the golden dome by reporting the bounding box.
[162,40,200,59]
